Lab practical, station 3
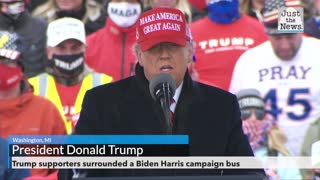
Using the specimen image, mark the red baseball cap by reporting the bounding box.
[136,7,192,51]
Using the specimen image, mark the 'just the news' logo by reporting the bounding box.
[277,7,304,33]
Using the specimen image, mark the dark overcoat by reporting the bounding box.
[70,64,264,177]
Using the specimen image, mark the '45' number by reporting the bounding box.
[264,88,311,121]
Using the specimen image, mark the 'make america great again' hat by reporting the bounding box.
[136,7,192,51]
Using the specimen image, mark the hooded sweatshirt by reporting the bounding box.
[0,80,66,176]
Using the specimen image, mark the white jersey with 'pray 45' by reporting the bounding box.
[230,37,320,156]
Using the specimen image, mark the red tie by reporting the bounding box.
[170,99,175,123]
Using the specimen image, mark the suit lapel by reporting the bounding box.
[117,71,168,133]
[173,74,208,134]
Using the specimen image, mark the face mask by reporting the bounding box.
[0,1,25,19]
[0,63,22,91]
[108,2,141,28]
[52,53,84,77]
[207,0,240,24]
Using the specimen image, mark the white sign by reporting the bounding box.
[278,7,304,33]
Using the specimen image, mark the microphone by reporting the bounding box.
[149,73,176,134]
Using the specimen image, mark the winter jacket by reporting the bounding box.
[0,11,47,78]
[63,64,266,177]
[85,18,137,81]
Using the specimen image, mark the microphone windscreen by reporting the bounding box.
[149,73,176,100]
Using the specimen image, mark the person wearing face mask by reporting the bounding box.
[32,0,106,35]
[85,0,143,82]
[189,0,267,91]
[0,0,47,78]
[236,89,302,180]
[28,17,113,134]
[0,30,67,177]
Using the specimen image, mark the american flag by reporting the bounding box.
[263,0,301,25]
[242,119,273,151]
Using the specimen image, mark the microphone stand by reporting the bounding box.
[159,82,173,134]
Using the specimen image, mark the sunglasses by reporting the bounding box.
[240,108,265,120]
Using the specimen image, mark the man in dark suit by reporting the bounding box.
[73,7,264,178]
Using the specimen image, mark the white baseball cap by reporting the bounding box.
[46,17,86,47]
